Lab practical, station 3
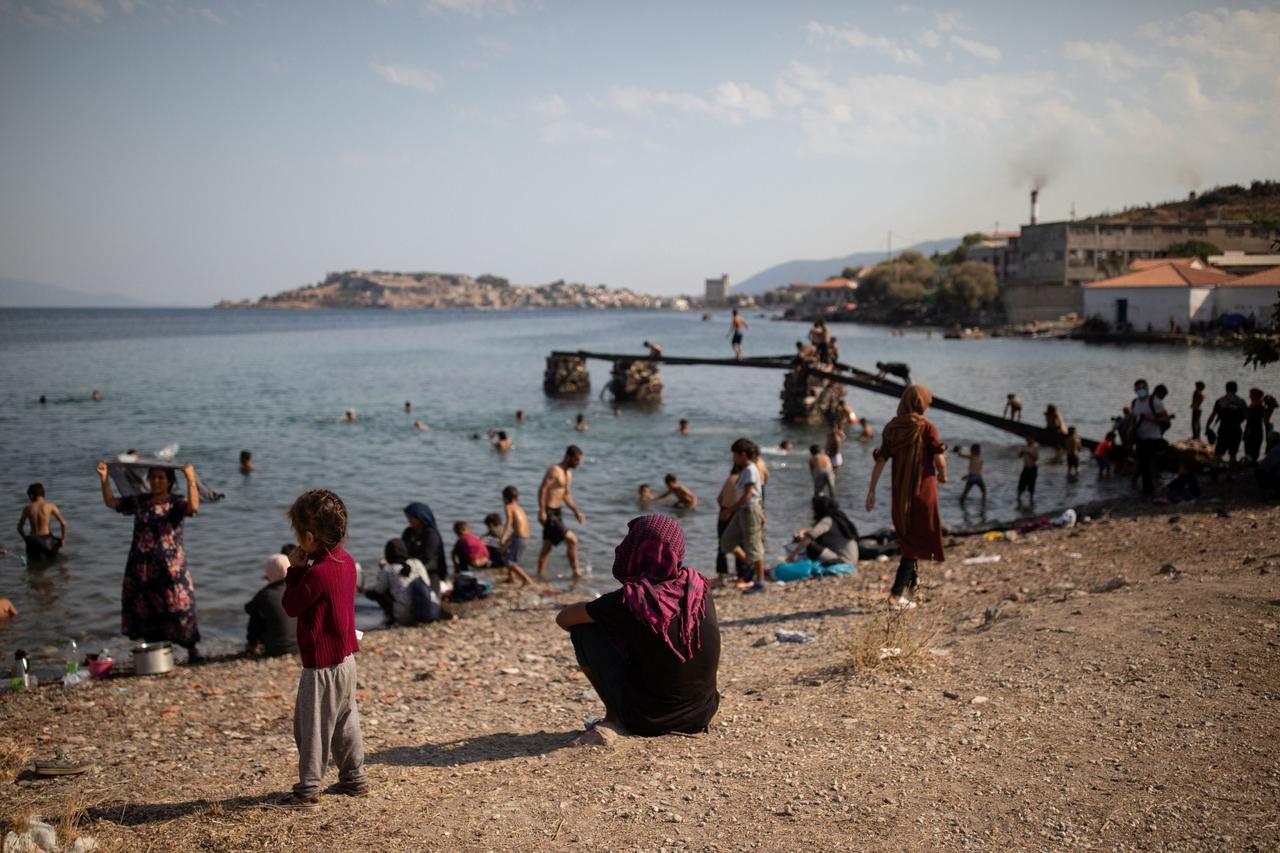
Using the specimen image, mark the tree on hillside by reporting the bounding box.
[935,232,990,266]
[858,251,935,307]
[937,261,999,312]
[1165,240,1221,261]
[839,265,863,280]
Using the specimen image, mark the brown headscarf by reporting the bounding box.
[876,385,934,538]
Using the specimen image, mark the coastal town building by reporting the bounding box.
[801,277,858,313]
[1005,217,1280,323]
[1208,252,1280,275]
[704,274,730,307]
[964,232,1021,285]
[1080,257,1279,330]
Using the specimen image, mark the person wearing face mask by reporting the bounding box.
[1130,378,1169,497]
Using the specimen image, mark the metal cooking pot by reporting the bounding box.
[131,642,174,675]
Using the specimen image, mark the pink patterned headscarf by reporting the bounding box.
[612,514,708,663]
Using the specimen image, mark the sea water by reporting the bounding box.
[0,307,1249,658]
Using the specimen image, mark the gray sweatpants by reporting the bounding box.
[293,654,366,797]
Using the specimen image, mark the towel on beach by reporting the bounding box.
[772,558,856,583]
[107,458,225,504]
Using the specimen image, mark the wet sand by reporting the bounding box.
[2,490,1278,851]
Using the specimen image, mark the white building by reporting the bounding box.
[1215,266,1280,323]
[1081,259,1232,330]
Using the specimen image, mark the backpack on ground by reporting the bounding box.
[408,576,441,623]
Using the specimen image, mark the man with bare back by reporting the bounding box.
[17,483,67,564]
[537,445,586,578]
[728,309,749,361]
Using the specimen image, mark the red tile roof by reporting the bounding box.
[814,278,855,289]
[1129,257,1202,271]
[1222,266,1280,287]
[1084,262,1235,289]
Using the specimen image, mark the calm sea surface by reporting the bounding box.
[0,308,1252,665]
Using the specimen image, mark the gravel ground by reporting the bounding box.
[3,494,1278,852]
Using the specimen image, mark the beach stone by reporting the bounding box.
[26,821,56,852]
[971,696,989,705]
[1092,576,1130,593]
[4,831,38,853]
[573,723,622,748]
[1157,564,1179,575]
[70,838,100,852]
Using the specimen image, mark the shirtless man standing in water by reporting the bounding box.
[17,483,67,563]
[537,445,586,578]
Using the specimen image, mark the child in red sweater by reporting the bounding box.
[278,489,367,811]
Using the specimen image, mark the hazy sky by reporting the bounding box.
[1,1,1277,304]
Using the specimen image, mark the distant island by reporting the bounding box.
[215,271,687,311]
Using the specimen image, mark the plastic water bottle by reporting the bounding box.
[62,639,83,688]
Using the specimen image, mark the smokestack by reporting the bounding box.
[1030,189,1040,226]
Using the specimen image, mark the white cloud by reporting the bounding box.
[949,34,1000,62]
[933,11,962,33]
[371,61,442,93]
[713,82,773,123]
[806,21,923,66]
[605,82,772,125]
[1161,66,1209,113]
[1061,41,1153,81]
[528,93,570,120]
[607,86,711,115]
[917,29,940,49]
[51,0,107,22]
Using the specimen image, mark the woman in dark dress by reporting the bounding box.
[865,385,947,609]
[96,461,203,661]
[556,514,720,736]
[402,502,447,581]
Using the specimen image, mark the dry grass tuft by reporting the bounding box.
[848,606,943,674]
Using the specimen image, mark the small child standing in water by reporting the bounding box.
[1064,427,1083,480]
[278,489,366,811]
[953,444,986,502]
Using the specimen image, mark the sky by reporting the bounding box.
[1,1,1278,305]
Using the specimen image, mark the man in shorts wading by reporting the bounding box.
[537,445,586,578]
[718,438,766,593]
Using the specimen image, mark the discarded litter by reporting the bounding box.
[928,648,951,657]
[775,630,814,644]
[878,647,901,660]
[961,555,1002,565]
[1052,508,1077,528]
[982,531,1003,542]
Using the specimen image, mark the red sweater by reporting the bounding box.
[282,546,360,668]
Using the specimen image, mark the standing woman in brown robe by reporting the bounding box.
[865,385,947,608]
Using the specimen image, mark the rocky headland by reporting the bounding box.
[215,271,684,311]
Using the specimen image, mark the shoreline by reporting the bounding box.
[2,489,1277,850]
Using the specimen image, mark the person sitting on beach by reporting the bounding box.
[245,554,298,657]
[1016,435,1039,505]
[678,418,689,435]
[654,474,697,510]
[490,429,512,452]
[809,445,835,498]
[279,489,367,810]
[555,514,720,737]
[575,413,588,432]
[239,450,255,474]
[1064,427,1083,479]
[17,483,67,564]
[482,513,507,566]
[953,444,986,502]
[1162,461,1201,503]
[451,521,491,573]
[402,502,447,581]
[498,486,535,586]
[643,340,663,358]
[364,538,441,627]
[792,496,859,567]
[874,362,911,384]
[1003,393,1023,422]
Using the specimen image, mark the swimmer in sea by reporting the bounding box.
[490,429,512,452]
[515,410,526,423]
[859,420,875,440]
[17,483,67,564]
[414,420,430,431]
[344,409,357,422]
[240,450,255,474]
[654,473,698,510]
[644,340,663,358]
[575,413,588,432]
[678,418,690,435]
[91,390,103,401]
[638,483,655,505]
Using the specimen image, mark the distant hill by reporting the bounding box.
[0,277,145,308]
[734,238,960,295]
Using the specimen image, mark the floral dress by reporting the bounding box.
[117,495,200,647]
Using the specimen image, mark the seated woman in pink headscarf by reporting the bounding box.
[556,514,720,736]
